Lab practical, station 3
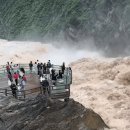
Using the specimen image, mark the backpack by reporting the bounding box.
[10,84,17,90]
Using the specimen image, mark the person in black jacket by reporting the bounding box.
[41,78,49,94]
[61,62,65,74]
[8,71,13,82]
[10,83,17,98]
[37,63,40,75]
[51,69,57,80]
[43,63,47,74]
[29,61,33,72]
[47,60,51,68]
[57,70,63,79]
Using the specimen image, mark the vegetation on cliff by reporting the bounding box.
[0,0,130,56]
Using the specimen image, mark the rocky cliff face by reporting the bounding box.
[0,0,130,56]
[0,95,109,130]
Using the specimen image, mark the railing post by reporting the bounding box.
[5,89,7,96]
[16,90,18,99]
[23,90,26,99]
[48,85,51,96]
[40,86,42,94]
[71,69,72,84]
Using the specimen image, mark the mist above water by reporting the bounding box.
[0,39,101,65]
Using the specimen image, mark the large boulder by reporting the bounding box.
[0,95,109,130]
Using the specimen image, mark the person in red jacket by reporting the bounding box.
[13,72,19,86]
[6,62,10,73]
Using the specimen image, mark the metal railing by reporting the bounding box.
[0,87,42,99]
[0,63,36,80]
[0,64,72,100]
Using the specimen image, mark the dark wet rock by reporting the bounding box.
[0,95,109,130]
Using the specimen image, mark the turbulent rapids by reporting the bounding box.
[0,39,111,130]
[0,40,130,130]
[71,58,130,130]
[0,0,130,129]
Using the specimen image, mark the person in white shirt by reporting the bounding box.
[36,60,40,64]
[33,62,37,74]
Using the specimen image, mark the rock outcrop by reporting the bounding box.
[0,95,109,130]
